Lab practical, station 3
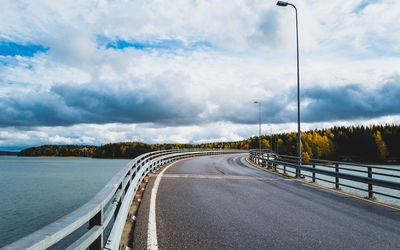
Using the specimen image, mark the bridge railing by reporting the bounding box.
[249,150,400,203]
[4,149,245,250]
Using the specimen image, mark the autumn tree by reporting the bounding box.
[373,131,389,160]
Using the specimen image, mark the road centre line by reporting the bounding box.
[161,173,290,181]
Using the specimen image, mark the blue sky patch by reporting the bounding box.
[353,0,380,13]
[97,35,211,51]
[0,41,48,57]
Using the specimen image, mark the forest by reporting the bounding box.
[18,124,400,163]
[18,145,97,157]
[0,150,18,155]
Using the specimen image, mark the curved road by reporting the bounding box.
[133,154,400,249]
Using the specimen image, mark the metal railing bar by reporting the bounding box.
[280,158,298,162]
[253,156,400,191]
[65,225,102,250]
[284,161,399,179]
[372,190,400,200]
[322,164,400,177]
[328,166,367,174]
[276,167,296,175]
[121,173,131,191]
[277,153,353,165]
[103,189,123,228]
[370,172,400,179]
[253,151,400,172]
[3,202,102,249]
[335,182,369,193]
[107,159,172,249]
[250,153,400,203]
[368,166,400,172]
[300,173,312,179]
[103,201,117,229]
[306,164,336,170]
[311,176,336,185]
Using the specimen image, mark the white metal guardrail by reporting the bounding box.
[249,150,400,202]
[4,149,244,250]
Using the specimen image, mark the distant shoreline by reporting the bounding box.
[0,151,19,156]
[11,123,400,165]
[16,155,131,159]
[18,155,89,158]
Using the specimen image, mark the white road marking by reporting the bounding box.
[147,161,177,250]
[161,173,289,181]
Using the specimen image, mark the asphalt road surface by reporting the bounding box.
[133,154,400,249]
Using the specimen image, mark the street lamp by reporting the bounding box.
[254,101,261,154]
[269,124,273,152]
[277,1,301,177]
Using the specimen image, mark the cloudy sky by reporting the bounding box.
[1,0,400,151]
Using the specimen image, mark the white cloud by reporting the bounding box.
[1,0,400,150]
[4,113,400,151]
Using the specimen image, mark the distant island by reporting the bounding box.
[0,151,19,156]
[17,124,400,164]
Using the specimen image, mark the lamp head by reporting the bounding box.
[254,101,259,104]
[276,1,289,6]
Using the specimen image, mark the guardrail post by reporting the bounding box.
[368,167,373,199]
[115,183,122,219]
[335,163,339,189]
[312,163,316,182]
[89,210,103,250]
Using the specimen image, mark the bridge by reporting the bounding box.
[4,149,400,249]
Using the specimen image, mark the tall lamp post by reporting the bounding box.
[269,124,273,152]
[277,1,301,177]
[254,101,261,154]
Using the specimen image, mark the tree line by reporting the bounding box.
[259,124,400,163]
[0,150,19,155]
[18,145,97,157]
[18,124,400,163]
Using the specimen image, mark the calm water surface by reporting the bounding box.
[0,156,131,247]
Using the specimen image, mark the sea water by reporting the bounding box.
[0,156,131,247]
